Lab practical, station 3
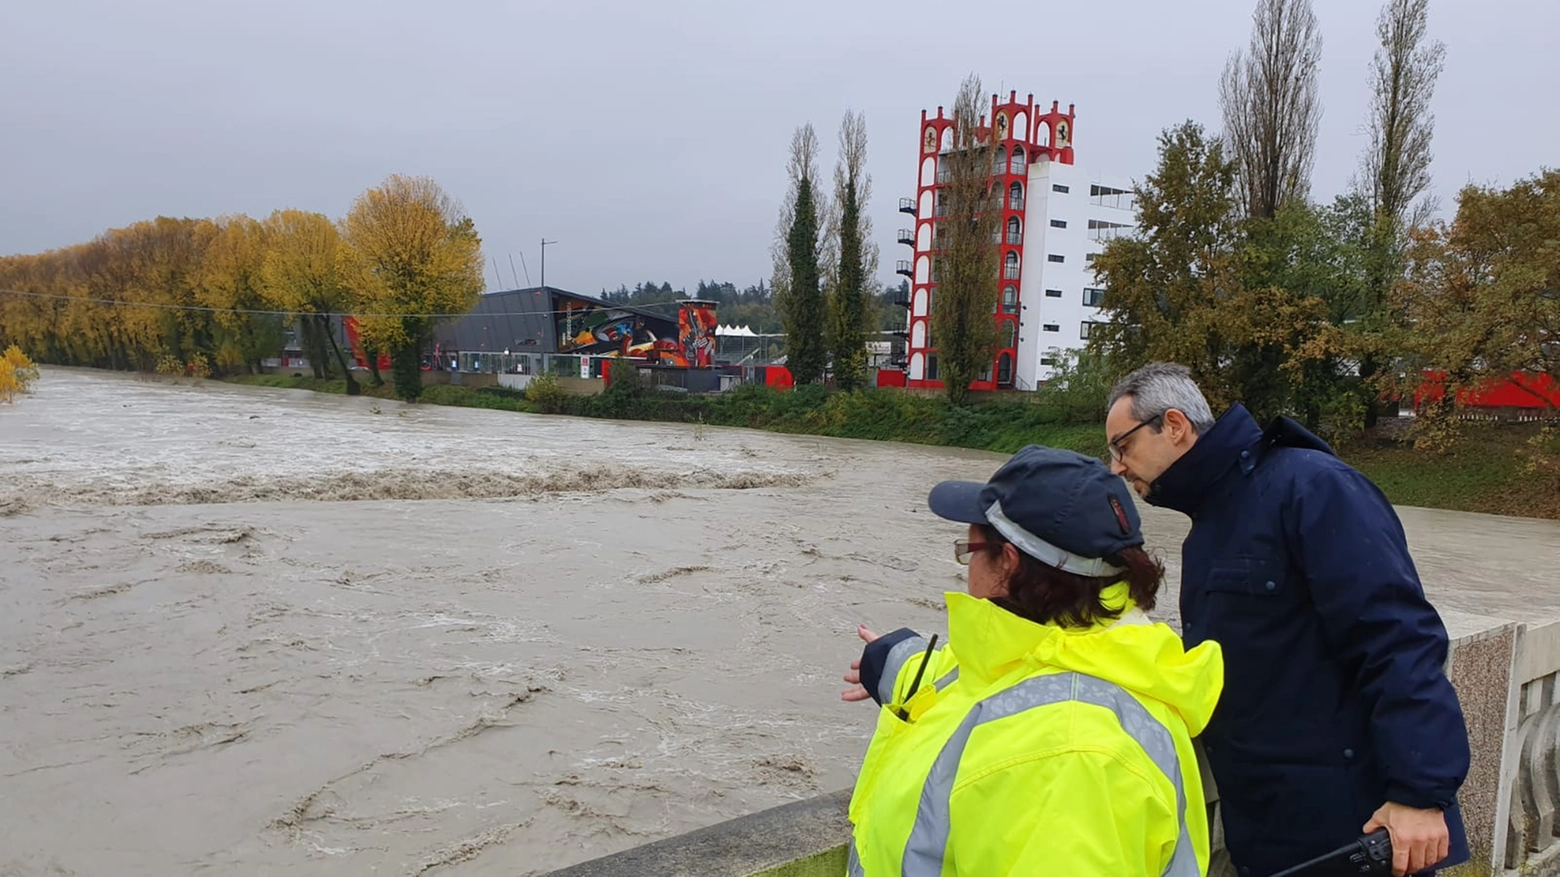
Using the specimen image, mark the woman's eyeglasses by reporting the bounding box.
[954,540,990,565]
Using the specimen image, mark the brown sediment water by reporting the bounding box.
[3,368,1558,876]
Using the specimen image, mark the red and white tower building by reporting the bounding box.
[887,92,1137,391]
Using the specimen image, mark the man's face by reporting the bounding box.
[1105,396,1190,497]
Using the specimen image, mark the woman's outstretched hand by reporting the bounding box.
[842,625,880,702]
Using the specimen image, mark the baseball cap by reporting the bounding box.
[927,445,1143,576]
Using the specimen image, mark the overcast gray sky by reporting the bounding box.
[2,0,1554,296]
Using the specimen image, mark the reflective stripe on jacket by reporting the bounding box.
[848,586,1223,876]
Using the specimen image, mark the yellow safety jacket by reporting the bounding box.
[847,584,1224,876]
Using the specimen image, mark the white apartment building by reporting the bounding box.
[885,92,1138,391]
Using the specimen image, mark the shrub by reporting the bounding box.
[526,373,568,414]
[1,345,40,402]
[186,352,212,380]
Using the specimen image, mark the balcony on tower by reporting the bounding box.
[896,228,915,247]
[890,289,911,308]
[895,259,913,279]
[898,197,917,216]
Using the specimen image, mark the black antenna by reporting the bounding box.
[896,634,939,720]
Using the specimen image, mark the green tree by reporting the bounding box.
[1394,169,1559,470]
[931,73,1002,406]
[1090,122,1244,397]
[830,110,872,391]
[1243,195,1374,432]
[776,124,827,384]
[340,175,485,402]
[1091,121,1338,421]
[1354,0,1447,425]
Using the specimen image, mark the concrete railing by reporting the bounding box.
[545,789,852,877]
[546,616,1560,877]
[1502,620,1560,874]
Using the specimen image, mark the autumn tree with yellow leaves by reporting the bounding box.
[196,215,286,373]
[0,346,40,403]
[339,174,485,402]
[0,175,482,399]
[259,209,361,393]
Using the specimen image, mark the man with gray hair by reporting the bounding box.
[1104,362,1469,877]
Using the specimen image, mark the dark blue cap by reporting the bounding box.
[927,445,1143,576]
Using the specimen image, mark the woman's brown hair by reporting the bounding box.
[975,524,1163,628]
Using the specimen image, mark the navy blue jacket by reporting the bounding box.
[1147,404,1470,876]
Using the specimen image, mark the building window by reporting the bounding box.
[1053,184,1070,194]
[1048,254,1065,263]
[1045,288,1063,298]
[1090,183,1132,209]
[1002,285,1018,314]
[1004,252,1021,280]
[1043,323,1060,332]
[1000,321,1017,349]
[997,352,1014,386]
[1088,218,1132,242]
[1040,356,1056,366]
[1083,287,1104,307]
[926,354,940,381]
[1085,253,1098,265]
[1008,181,1025,211]
[1050,219,1067,228]
[1080,321,1098,340]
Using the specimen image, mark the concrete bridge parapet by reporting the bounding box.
[547,614,1560,877]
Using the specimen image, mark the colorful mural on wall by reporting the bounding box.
[552,295,717,366]
[557,300,648,355]
[677,300,717,369]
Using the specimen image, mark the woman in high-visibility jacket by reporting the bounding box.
[842,445,1224,876]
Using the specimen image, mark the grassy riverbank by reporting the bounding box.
[224,374,1559,520]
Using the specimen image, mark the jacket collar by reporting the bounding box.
[946,584,1144,686]
[1145,403,1264,516]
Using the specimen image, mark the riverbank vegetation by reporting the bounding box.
[1,346,40,402]
[223,370,1558,520]
[0,175,483,404]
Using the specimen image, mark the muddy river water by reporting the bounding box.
[3,368,1558,876]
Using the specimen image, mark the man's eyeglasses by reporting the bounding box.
[954,540,990,565]
[1108,412,1164,462]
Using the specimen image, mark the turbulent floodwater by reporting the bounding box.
[0,368,1058,876]
[6,369,1559,877]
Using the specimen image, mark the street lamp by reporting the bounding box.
[540,238,557,290]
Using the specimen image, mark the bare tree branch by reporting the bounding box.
[1220,0,1324,220]
[1362,0,1446,232]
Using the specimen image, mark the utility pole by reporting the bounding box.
[540,238,557,290]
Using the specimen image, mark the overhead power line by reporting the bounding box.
[0,288,694,320]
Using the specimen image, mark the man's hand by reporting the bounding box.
[841,625,880,702]
[1364,801,1449,876]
